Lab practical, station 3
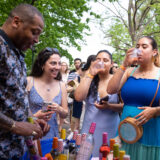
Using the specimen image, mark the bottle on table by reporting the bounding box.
[58,139,67,160]
[123,155,130,160]
[76,122,96,160]
[119,150,125,160]
[41,157,48,160]
[45,153,53,160]
[69,134,81,160]
[50,137,59,160]
[107,139,115,160]
[69,130,78,154]
[113,144,119,159]
[99,132,110,160]
[26,117,41,160]
[81,133,87,145]
[60,129,69,160]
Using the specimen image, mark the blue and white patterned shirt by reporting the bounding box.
[0,29,29,159]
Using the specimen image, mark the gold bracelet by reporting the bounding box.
[87,73,94,79]
[120,65,126,72]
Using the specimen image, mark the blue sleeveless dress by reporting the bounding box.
[121,67,160,160]
[81,92,120,157]
[28,80,62,156]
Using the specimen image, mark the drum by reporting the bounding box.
[118,117,143,144]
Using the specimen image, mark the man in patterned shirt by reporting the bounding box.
[0,4,50,159]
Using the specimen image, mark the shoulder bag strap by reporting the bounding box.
[149,78,160,107]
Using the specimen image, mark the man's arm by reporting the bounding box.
[0,112,15,130]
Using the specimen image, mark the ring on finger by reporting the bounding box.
[32,131,38,136]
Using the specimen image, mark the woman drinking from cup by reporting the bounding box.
[107,36,160,160]
[74,50,123,157]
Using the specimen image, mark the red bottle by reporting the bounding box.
[99,132,110,160]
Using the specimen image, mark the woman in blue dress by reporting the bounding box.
[107,36,160,160]
[26,48,68,155]
[74,50,123,157]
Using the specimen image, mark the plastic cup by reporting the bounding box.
[131,48,141,58]
[95,61,104,69]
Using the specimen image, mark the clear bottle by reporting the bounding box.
[76,122,96,160]
[81,133,87,145]
[99,132,110,160]
[50,137,59,160]
[70,134,81,160]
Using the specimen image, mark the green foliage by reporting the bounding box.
[101,0,160,64]
[0,0,97,71]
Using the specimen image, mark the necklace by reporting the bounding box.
[47,88,51,92]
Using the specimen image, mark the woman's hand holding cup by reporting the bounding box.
[89,60,104,76]
[123,48,141,67]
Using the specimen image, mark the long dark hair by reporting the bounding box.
[82,55,96,71]
[88,50,112,100]
[30,48,62,80]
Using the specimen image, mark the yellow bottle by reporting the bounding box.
[119,150,125,160]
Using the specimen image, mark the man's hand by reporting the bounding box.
[35,119,50,137]
[12,121,43,139]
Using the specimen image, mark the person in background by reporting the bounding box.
[74,50,123,157]
[0,4,50,159]
[78,55,96,129]
[61,62,69,84]
[81,55,96,75]
[107,36,160,160]
[110,62,119,74]
[27,48,68,155]
[59,61,69,132]
[67,58,83,132]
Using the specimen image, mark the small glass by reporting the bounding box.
[95,61,104,69]
[131,48,141,58]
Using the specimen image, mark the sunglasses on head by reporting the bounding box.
[45,47,59,53]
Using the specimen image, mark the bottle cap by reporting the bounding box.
[110,139,115,151]
[60,128,66,140]
[119,150,126,160]
[102,132,108,145]
[76,134,81,145]
[52,137,58,149]
[27,117,34,124]
[41,157,48,160]
[123,155,130,160]
[58,139,63,152]
[89,122,96,134]
[73,130,78,140]
[113,143,119,158]
[44,153,52,159]
[81,133,87,142]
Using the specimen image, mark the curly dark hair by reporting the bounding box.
[30,48,62,80]
[88,50,112,101]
